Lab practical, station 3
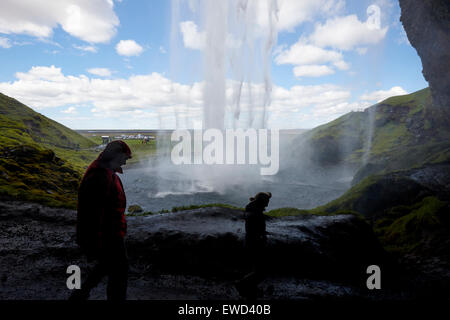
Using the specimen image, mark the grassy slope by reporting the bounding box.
[1,89,448,255]
[318,172,450,256]
[0,92,163,208]
[363,88,450,174]
[0,93,98,170]
[0,93,98,207]
[285,88,450,256]
[292,87,450,177]
[290,111,367,168]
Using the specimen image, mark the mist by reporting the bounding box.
[120,0,361,212]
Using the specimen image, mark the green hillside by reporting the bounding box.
[0,93,98,171]
[354,88,450,182]
[288,87,450,258]
[291,88,450,183]
[316,166,450,257]
[0,92,98,208]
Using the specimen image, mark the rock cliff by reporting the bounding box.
[399,0,450,112]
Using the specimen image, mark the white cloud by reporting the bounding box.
[360,86,408,102]
[258,0,345,32]
[180,0,345,52]
[356,47,368,55]
[268,83,361,128]
[179,21,205,50]
[0,65,203,115]
[115,39,143,56]
[0,65,364,129]
[0,0,119,43]
[0,37,11,48]
[73,44,97,53]
[159,46,167,54]
[179,20,241,51]
[275,40,344,66]
[273,4,387,78]
[275,39,347,77]
[87,68,112,77]
[14,65,65,82]
[293,65,335,77]
[62,106,77,114]
[309,13,388,50]
[182,0,344,36]
[333,60,350,70]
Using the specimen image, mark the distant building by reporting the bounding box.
[101,136,112,144]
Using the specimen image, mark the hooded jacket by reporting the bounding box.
[244,200,267,246]
[76,156,127,255]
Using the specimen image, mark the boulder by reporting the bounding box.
[126,207,392,283]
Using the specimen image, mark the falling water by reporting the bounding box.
[171,0,279,130]
[363,105,377,165]
[121,0,351,211]
[158,0,280,191]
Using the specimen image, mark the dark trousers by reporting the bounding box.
[236,239,266,300]
[72,237,128,300]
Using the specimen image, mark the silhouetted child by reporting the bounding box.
[235,192,271,300]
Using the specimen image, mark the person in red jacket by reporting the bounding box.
[70,140,132,301]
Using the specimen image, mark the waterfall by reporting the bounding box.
[363,105,377,165]
[171,0,279,130]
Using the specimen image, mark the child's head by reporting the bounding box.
[249,192,272,208]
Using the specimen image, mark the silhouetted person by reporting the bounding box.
[235,192,271,300]
[69,140,132,301]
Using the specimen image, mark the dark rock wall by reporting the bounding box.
[399,0,450,111]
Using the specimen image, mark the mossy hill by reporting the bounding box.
[0,92,98,208]
[287,87,450,259]
[291,87,450,184]
[316,165,450,258]
[0,93,97,169]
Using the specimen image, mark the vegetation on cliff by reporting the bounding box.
[287,87,450,257]
[0,93,97,207]
[291,87,450,183]
[2,86,449,259]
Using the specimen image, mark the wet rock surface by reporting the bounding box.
[127,208,392,282]
[0,200,432,300]
[407,163,450,200]
[399,0,450,112]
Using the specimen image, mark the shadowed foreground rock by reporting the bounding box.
[127,208,392,282]
[0,201,405,300]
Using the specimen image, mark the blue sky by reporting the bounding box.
[0,0,427,129]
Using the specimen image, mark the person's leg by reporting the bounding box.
[235,243,260,300]
[241,244,267,299]
[252,244,267,295]
[105,238,128,301]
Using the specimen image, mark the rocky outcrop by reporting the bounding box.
[408,163,450,200]
[320,163,450,295]
[399,0,450,111]
[126,207,392,282]
[0,201,402,300]
[323,163,450,227]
